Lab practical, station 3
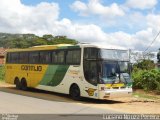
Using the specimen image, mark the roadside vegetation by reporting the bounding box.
[132,60,160,94]
[0,66,5,81]
[133,91,160,101]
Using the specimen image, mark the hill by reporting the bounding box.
[0,33,78,48]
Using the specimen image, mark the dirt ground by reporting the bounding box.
[91,96,160,114]
[0,81,160,114]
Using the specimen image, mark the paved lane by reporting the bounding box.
[0,91,119,114]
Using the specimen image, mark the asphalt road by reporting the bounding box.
[0,86,123,120]
[0,86,124,105]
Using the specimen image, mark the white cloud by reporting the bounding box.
[109,31,133,48]
[70,1,88,16]
[126,0,157,9]
[134,28,154,41]
[0,0,160,51]
[70,0,125,18]
[133,28,160,51]
[0,0,59,33]
[146,14,160,30]
[133,28,154,48]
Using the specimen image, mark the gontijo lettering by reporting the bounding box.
[21,65,42,71]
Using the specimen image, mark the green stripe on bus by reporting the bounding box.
[48,65,69,86]
[126,82,132,87]
[39,65,58,85]
[40,65,69,86]
[58,45,80,49]
[67,45,80,49]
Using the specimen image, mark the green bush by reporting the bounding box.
[133,59,155,70]
[132,69,144,89]
[132,69,160,93]
[0,66,5,81]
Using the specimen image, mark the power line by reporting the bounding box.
[144,30,160,53]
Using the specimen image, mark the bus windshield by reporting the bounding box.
[101,61,118,84]
[99,49,129,61]
[101,61,131,84]
[119,61,129,73]
[83,47,131,84]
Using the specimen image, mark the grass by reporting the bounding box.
[0,65,5,81]
[133,90,160,101]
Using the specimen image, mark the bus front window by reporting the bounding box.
[119,61,128,73]
[118,61,132,83]
[100,61,131,84]
[101,62,119,84]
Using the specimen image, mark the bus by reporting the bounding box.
[5,44,132,100]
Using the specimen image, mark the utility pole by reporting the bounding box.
[129,49,132,74]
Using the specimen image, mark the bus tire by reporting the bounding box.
[14,78,21,90]
[21,78,28,91]
[70,84,81,100]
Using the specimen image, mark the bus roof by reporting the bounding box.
[78,43,128,51]
[6,43,128,52]
[7,44,76,52]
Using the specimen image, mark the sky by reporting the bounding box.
[0,0,160,51]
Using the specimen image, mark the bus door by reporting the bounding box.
[83,60,99,98]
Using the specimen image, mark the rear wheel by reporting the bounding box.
[21,78,28,91]
[70,84,81,100]
[15,78,21,90]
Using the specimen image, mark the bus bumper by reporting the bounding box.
[99,88,132,99]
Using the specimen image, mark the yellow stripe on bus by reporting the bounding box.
[106,83,125,88]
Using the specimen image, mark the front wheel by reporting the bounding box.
[70,84,81,100]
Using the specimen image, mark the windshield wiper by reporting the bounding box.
[110,79,116,87]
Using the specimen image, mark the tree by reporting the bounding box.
[50,36,78,45]
[42,34,54,41]
[133,59,155,71]
[30,38,48,46]
[0,33,78,48]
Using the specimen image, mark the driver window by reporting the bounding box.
[84,61,97,85]
[104,63,117,77]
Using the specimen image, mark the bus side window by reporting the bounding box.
[10,52,19,63]
[6,53,11,63]
[52,51,65,64]
[29,52,39,64]
[19,52,29,64]
[66,49,81,65]
[72,50,81,64]
[57,51,65,63]
[40,51,51,64]
[84,48,97,59]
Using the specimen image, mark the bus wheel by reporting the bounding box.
[21,78,28,91]
[15,78,21,90]
[70,84,81,100]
